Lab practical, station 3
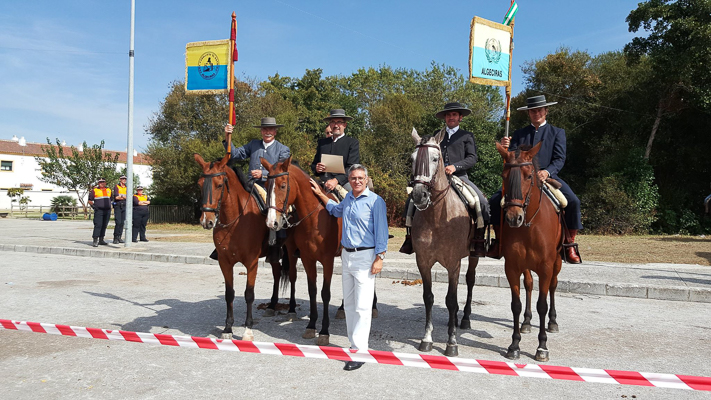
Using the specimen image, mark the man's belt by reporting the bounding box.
[343,246,375,252]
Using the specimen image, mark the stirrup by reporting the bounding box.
[562,243,582,264]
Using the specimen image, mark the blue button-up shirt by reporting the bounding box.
[325,188,389,255]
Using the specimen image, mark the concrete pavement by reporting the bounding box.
[1,218,710,303]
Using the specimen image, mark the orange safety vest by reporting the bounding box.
[134,194,148,202]
[93,188,111,199]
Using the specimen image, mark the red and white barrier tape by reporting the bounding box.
[1,319,709,391]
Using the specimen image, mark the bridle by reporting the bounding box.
[200,171,228,217]
[410,142,450,211]
[266,169,322,229]
[502,160,542,227]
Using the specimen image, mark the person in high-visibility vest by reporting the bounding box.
[111,175,128,244]
[88,177,112,247]
[132,186,150,243]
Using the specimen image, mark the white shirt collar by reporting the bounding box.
[531,120,547,129]
[263,140,275,149]
[332,133,345,143]
[446,126,459,138]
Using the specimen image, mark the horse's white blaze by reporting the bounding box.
[266,183,278,229]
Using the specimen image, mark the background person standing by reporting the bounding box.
[132,186,150,243]
[310,164,388,371]
[111,175,128,243]
[88,177,111,247]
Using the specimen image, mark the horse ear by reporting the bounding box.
[194,153,206,167]
[217,151,230,169]
[411,127,421,144]
[495,141,509,159]
[528,141,543,158]
[260,157,273,171]
[282,156,292,171]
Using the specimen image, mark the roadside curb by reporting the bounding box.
[2,243,709,304]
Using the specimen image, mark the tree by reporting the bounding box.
[7,188,31,210]
[625,0,711,159]
[36,139,120,215]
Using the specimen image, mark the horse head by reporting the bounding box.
[410,128,444,211]
[194,152,230,230]
[261,156,293,231]
[496,141,542,228]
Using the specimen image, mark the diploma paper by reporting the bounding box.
[321,154,345,174]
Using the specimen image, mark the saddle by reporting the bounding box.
[499,179,567,213]
[232,167,268,214]
[449,175,485,229]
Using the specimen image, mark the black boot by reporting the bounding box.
[265,245,283,264]
[399,227,414,254]
[113,237,120,244]
[209,249,219,261]
[486,225,502,259]
[98,237,109,245]
[116,236,124,244]
[92,238,99,247]
[470,228,486,257]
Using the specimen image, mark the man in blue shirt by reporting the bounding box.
[310,164,388,371]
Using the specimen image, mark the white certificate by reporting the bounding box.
[321,154,345,174]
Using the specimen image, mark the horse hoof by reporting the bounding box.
[372,309,378,319]
[242,328,254,342]
[547,323,559,333]
[520,323,532,334]
[316,334,330,346]
[302,328,317,339]
[505,349,520,360]
[285,312,298,321]
[444,345,458,357]
[335,309,346,319]
[535,349,549,362]
[419,341,433,352]
[263,308,276,317]
[221,332,233,340]
[460,318,471,330]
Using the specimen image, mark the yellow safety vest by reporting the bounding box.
[134,194,148,202]
[116,184,127,196]
[93,188,111,199]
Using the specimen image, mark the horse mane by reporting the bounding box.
[414,135,438,178]
[507,145,540,200]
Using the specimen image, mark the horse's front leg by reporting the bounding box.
[317,259,333,345]
[301,259,319,340]
[242,260,259,341]
[521,269,533,333]
[418,266,435,352]
[265,259,281,317]
[535,281,551,362]
[444,262,461,357]
[505,268,523,360]
[460,256,478,330]
[219,262,235,339]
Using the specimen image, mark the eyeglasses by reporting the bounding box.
[329,120,347,125]
[349,177,367,182]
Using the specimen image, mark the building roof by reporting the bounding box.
[0,139,151,165]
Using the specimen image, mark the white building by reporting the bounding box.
[0,136,152,209]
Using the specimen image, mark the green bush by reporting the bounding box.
[51,195,77,217]
[581,175,655,234]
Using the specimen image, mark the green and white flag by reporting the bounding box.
[503,1,518,26]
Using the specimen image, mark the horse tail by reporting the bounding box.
[279,245,290,295]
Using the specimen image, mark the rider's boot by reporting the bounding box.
[470,228,486,257]
[486,225,503,259]
[266,234,286,264]
[399,227,414,255]
[563,229,582,264]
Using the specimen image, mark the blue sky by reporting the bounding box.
[0,0,643,152]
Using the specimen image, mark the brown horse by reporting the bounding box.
[410,130,479,357]
[496,141,563,362]
[194,152,287,340]
[261,156,342,345]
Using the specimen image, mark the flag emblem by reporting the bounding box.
[198,52,220,80]
[485,38,502,64]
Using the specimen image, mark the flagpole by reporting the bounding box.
[125,0,135,248]
[504,0,515,139]
[226,12,237,156]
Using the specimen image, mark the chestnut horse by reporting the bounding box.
[410,130,479,357]
[194,153,288,340]
[496,141,563,362]
[261,156,342,345]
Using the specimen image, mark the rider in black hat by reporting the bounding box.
[488,95,582,263]
[400,102,490,256]
[311,109,360,194]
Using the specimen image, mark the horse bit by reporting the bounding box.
[410,142,450,211]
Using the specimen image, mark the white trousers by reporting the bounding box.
[341,248,376,351]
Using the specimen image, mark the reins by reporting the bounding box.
[411,142,450,211]
[266,169,322,230]
[502,161,543,227]
[200,169,252,244]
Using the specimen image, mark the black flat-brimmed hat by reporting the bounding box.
[517,95,558,111]
[435,102,472,119]
[323,109,353,122]
[253,117,284,128]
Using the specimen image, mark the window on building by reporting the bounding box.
[1,161,12,171]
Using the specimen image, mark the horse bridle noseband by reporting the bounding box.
[502,161,542,226]
[410,142,450,211]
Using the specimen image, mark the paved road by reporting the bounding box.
[1,251,709,399]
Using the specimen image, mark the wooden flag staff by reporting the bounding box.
[226,12,237,156]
